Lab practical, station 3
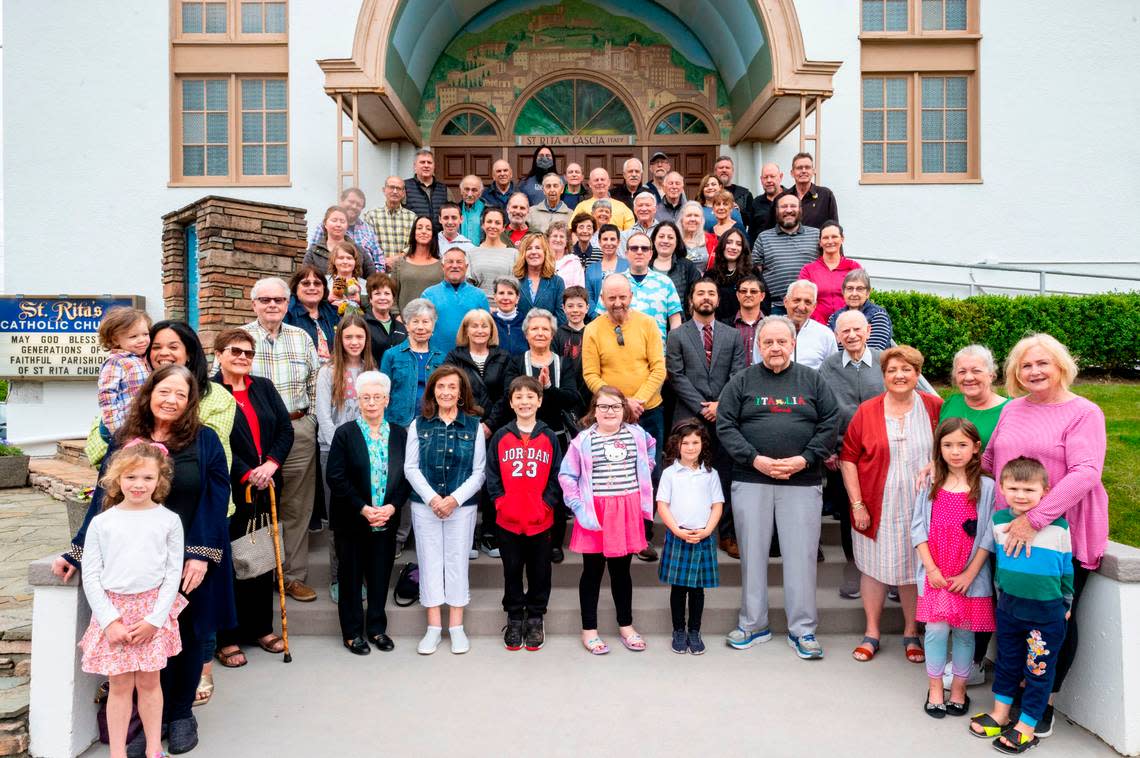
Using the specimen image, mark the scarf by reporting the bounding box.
[355,417,390,532]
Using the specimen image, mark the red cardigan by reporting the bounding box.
[839,392,942,540]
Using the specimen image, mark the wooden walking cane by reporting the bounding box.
[262,481,292,662]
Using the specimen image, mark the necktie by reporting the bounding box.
[703,323,713,367]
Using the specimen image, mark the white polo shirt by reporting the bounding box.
[658,461,724,529]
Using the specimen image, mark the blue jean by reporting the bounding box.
[992,606,1066,728]
[924,621,975,679]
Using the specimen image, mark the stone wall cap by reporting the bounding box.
[162,195,307,220]
[1097,540,1140,583]
[28,555,79,588]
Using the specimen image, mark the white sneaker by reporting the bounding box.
[449,625,470,654]
[417,626,442,655]
[942,660,987,689]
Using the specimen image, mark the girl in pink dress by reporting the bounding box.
[559,386,655,655]
[912,418,997,719]
[79,441,187,758]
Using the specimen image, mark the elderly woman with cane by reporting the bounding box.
[326,371,411,654]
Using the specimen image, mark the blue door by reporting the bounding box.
[185,223,200,329]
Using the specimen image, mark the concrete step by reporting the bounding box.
[275,585,902,638]
[54,439,90,467]
[302,541,853,589]
[28,458,97,501]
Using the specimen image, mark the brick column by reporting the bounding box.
[161,196,307,351]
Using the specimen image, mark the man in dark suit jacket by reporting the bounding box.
[666,277,747,557]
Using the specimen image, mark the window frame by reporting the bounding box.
[859,0,979,38]
[173,0,288,43]
[859,72,979,184]
[171,74,291,187]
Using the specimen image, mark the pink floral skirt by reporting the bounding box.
[569,491,647,558]
[79,588,188,676]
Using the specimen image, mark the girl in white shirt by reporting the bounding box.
[656,420,724,656]
[79,441,185,758]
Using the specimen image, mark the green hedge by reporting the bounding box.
[870,292,1140,379]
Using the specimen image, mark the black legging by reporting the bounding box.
[669,585,706,632]
[161,596,200,723]
[579,553,633,629]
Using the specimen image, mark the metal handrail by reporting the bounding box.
[855,255,1140,296]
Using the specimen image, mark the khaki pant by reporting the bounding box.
[281,415,317,583]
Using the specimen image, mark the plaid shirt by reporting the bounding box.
[310,219,385,272]
[97,351,149,432]
[363,205,416,263]
[241,320,320,413]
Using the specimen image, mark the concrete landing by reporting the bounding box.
[78,634,1118,757]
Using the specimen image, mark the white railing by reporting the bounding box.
[857,256,1140,297]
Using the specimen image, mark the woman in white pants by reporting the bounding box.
[404,365,487,654]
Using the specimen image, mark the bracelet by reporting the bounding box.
[851,501,866,511]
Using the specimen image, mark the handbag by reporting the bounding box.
[231,485,280,580]
[393,562,420,607]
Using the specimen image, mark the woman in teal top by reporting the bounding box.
[939,344,1009,450]
[937,343,1008,683]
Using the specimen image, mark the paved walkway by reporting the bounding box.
[0,488,70,634]
[79,634,1117,757]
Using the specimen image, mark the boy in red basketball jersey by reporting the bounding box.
[486,376,563,651]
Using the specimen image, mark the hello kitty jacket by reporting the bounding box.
[558,422,656,532]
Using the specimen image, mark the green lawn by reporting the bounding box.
[936,381,1139,548]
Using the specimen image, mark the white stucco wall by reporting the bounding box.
[779,0,1140,275]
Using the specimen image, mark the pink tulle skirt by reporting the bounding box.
[79,587,187,676]
[569,491,647,558]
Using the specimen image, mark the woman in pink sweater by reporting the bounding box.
[983,333,1108,732]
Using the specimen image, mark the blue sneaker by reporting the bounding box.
[687,631,706,655]
[725,626,771,649]
[671,629,688,654]
[787,632,824,659]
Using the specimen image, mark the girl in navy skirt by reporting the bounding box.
[657,420,724,654]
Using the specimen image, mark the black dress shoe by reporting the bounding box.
[167,715,199,754]
[369,633,395,651]
[636,544,658,562]
[344,636,371,655]
[551,546,565,564]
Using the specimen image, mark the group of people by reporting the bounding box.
[51,146,1108,758]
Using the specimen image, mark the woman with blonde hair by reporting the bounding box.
[981,333,1108,735]
[514,232,566,325]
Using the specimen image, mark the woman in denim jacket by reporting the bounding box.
[380,298,446,428]
[559,386,656,655]
[404,365,487,655]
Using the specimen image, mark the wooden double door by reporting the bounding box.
[435,145,715,198]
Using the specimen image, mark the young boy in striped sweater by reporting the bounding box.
[970,457,1074,754]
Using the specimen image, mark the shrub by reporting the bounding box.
[870,292,1140,379]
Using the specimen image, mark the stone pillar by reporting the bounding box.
[161,196,307,351]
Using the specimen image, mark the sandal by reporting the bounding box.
[193,672,213,707]
[903,636,925,663]
[852,636,880,662]
[256,634,285,654]
[993,728,1039,754]
[582,637,610,655]
[214,646,247,668]
[970,713,1010,739]
[619,632,647,652]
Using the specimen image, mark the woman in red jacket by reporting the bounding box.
[485,376,562,652]
[839,345,942,664]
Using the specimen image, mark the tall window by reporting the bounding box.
[859,0,979,182]
[171,1,289,184]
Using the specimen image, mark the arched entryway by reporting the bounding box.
[318,0,840,193]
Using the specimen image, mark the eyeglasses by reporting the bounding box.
[595,403,623,413]
[627,245,651,252]
[222,346,255,360]
[844,285,869,293]
[613,325,625,346]
[254,297,287,305]
[737,288,762,295]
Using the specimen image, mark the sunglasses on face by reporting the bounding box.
[627,245,651,252]
[222,346,256,359]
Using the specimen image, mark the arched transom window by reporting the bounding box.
[653,110,710,136]
[515,79,635,135]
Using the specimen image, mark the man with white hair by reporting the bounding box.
[573,167,635,230]
[612,157,652,207]
[243,277,322,602]
[781,279,839,369]
[818,309,885,599]
[482,159,517,209]
[619,191,659,252]
[526,173,572,233]
[655,171,687,224]
[717,315,839,659]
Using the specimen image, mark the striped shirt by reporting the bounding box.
[751,223,820,301]
[993,508,1074,621]
[241,320,320,413]
[363,205,417,263]
[590,427,640,496]
[310,219,384,272]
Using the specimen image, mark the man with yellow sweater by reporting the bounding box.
[582,274,666,561]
